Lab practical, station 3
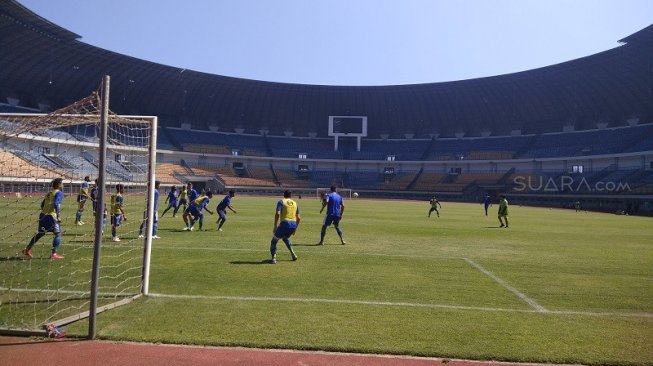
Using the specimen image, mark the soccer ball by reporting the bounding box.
[353,192,359,198]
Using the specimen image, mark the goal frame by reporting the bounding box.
[0,76,158,340]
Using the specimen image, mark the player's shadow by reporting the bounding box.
[230,260,271,265]
[292,242,323,247]
[0,256,35,261]
[483,226,503,229]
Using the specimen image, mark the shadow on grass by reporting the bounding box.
[230,260,271,265]
[291,243,324,247]
[0,256,48,262]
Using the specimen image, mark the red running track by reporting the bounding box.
[0,336,564,366]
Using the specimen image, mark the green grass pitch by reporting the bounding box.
[3,194,652,365]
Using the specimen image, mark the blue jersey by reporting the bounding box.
[483,196,492,207]
[188,189,199,202]
[154,189,160,211]
[217,195,231,211]
[324,192,343,217]
[167,191,177,205]
[90,185,98,201]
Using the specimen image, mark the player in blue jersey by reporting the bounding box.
[75,176,91,225]
[318,186,346,245]
[482,193,493,216]
[160,186,178,217]
[90,178,99,216]
[110,184,127,242]
[23,178,65,260]
[215,190,237,231]
[139,181,161,239]
[269,190,300,264]
[186,182,199,203]
[183,191,214,231]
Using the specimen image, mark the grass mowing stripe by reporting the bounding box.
[463,257,547,312]
[64,243,463,259]
[147,292,653,319]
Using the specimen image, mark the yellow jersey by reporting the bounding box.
[80,181,89,197]
[110,193,124,215]
[41,189,63,217]
[277,198,298,222]
[193,195,207,206]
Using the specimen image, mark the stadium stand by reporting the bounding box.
[156,163,186,184]
[0,150,61,179]
[378,172,420,191]
[1,0,652,214]
[170,128,267,156]
[3,0,651,138]
[273,169,311,188]
[410,173,449,192]
[268,136,344,159]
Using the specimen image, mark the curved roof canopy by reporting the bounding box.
[1,0,652,137]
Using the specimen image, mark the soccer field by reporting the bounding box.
[6,195,653,364]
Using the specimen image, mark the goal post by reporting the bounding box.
[0,76,157,339]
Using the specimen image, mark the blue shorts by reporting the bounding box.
[323,214,341,227]
[37,214,60,234]
[274,220,297,239]
[217,209,227,220]
[178,199,187,206]
[187,206,203,219]
[167,202,177,209]
[111,214,123,226]
[77,195,88,203]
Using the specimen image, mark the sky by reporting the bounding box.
[18,0,653,86]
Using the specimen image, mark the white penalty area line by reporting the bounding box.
[463,257,547,313]
[147,292,653,319]
[3,287,650,319]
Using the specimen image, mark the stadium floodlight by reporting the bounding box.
[0,76,157,340]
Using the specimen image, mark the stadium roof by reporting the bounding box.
[1,0,652,137]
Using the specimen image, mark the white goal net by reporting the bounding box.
[0,78,157,338]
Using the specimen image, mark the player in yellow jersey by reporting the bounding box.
[110,184,127,242]
[498,194,509,228]
[428,195,441,218]
[174,185,188,217]
[269,190,300,264]
[182,191,214,231]
[23,178,65,259]
[75,176,91,225]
